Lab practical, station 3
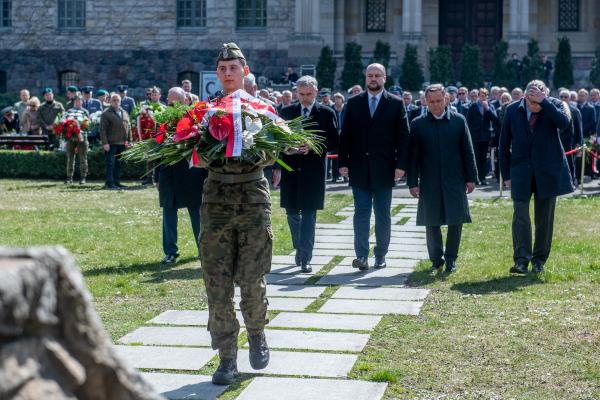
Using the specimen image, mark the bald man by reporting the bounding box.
[339,63,410,270]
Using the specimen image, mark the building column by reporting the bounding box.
[294,0,320,37]
[507,0,529,43]
[334,0,345,52]
[401,0,422,41]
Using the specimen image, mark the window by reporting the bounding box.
[558,0,579,31]
[236,0,266,29]
[178,71,199,94]
[0,70,6,93]
[59,70,80,92]
[177,0,206,28]
[1,0,11,27]
[58,0,85,29]
[366,0,386,32]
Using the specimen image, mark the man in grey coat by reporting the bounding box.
[408,84,478,274]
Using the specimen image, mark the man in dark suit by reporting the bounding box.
[339,63,410,270]
[559,89,583,183]
[467,88,498,185]
[408,84,478,274]
[453,87,471,117]
[576,89,598,178]
[156,87,208,263]
[408,91,428,122]
[500,80,573,275]
[273,76,339,272]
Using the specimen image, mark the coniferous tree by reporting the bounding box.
[372,40,393,88]
[316,46,337,90]
[590,46,600,88]
[429,45,453,85]
[341,42,364,90]
[522,39,544,85]
[492,40,513,87]
[553,37,575,89]
[399,44,424,91]
[460,44,483,88]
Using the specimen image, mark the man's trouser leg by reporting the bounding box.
[78,140,88,179]
[104,146,116,186]
[512,200,533,266]
[352,187,373,259]
[444,224,463,261]
[298,209,317,264]
[372,188,392,258]
[162,207,178,257]
[532,196,557,266]
[426,226,444,264]
[475,142,489,182]
[286,208,302,261]
[187,206,201,250]
[113,144,125,184]
[66,141,76,179]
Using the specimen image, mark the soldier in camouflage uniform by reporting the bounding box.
[38,88,65,150]
[201,43,273,385]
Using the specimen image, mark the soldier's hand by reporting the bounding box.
[395,169,405,181]
[339,167,349,177]
[409,186,420,198]
[505,179,511,188]
[466,182,475,194]
[103,144,110,152]
[272,169,281,187]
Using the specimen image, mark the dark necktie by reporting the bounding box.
[303,107,309,118]
[528,112,539,132]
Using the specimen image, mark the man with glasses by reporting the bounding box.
[558,89,583,184]
[455,87,470,117]
[466,88,498,185]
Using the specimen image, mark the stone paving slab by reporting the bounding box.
[268,312,381,331]
[118,326,214,347]
[316,266,410,286]
[391,225,425,232]
[272,255,332,265]
[245,329,370,352]
[387,243,428,252]
[234,296,313,312]
[332,286,430,301]
[313,242,355,249]
[266,274,311,285]
[315,229,354,237]
[387,231,426,238]
[235,285,326,298]
[338,257,419,269]
[269,263,327,275]
[386,250,429,259]
[312,249,359,257]
[148,310,245,327]
[315,223,355,230]
[370,235,426,244]
[114,345,215,370]
[236,377,387,400]
[141,372,227,400]
[237,350,357,378]
[319,299,423,315]
[315,235,354,243]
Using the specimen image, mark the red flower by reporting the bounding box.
[158,123,167,134]
[155,133,165,144]
[54,123,64,135]
[208,113,234,141]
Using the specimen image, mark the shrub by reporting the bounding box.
[553,37,574,89]
[341,42,364,90]
[460,44,483,88]
[428,45,454,85]
[316,45,337,91]
[399,44,424,91]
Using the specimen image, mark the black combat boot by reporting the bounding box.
[212,357,238,385]
[248,331,270,370]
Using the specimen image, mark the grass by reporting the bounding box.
[2,180,599,399]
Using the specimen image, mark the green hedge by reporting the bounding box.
[0,150,145,180]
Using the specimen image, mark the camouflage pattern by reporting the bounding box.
[66,139,88,179]
[38,100,65,148]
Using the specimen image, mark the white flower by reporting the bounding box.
[245,116,262,135]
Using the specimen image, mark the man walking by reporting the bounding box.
[99,94,132,189]
[408,84,477,274]
[339,63,410,271]
[499,80,573,274]
[273,76,339,273]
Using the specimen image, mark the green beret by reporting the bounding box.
[96,89,109,97]
[217,42,246,63]
[67,85,79,92]
[42,87,53,94]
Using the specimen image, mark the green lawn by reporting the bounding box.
[1,180,598,399]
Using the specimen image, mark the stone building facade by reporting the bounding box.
[0,0,598,97]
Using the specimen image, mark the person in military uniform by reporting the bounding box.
[65,95,90,185]
[65,86,79,110]
[38,88,65,150]
[201,43,272,385]
[0,107,19,133]
[82,86,103,114]
[96,89,110,110]
[117,85,136,115]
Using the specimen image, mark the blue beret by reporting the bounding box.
[389,85,403,94]
[116,85,128,92]
[81,86,94,93]
[446,86,458,93]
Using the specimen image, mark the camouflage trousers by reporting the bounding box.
[66,140,89,179]
[200,202,272,358]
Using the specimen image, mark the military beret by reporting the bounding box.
[81,86,94,93]
[217,42,246,62]
[96,89,109,97]
[319,89,331,97]
[117,85,128,92]
[66,85,79,92]
[389,85,403,94]
[446,86,458,93]
[1,106,15,114]
[42,87,53,94]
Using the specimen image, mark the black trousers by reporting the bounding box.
[512,196,557,266]
[426,225,463,263]
[474,142,489,182]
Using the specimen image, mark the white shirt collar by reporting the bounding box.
[432,110,446,120]
[301,101,316,115]
[368,90,384,102]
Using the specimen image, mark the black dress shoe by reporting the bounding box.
[510,263,528,274]
[374,256,386,269]
[352,257,369,271]
[114,182,127,188]
[445,259,457,273]
[248,332,270,370]
[104,183,119,190]
[212,358,238,385]
[301,263,312,273]
[162,254,179,264]
[430,260,444,273]
[531,263,544,274]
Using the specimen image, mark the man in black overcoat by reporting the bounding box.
[466,88,499,185]
[499,80,573,275]
[273,76,339,272]
[156,87,208,263]
[338,63,410,270]
[408,84,478,274]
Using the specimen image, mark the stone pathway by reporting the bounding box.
[115,199,431,399]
